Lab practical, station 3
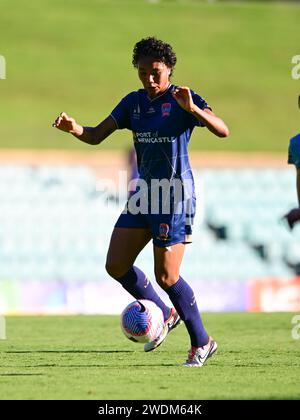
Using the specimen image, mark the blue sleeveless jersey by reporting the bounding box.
[288,133,300,168]
[110,84,210,189]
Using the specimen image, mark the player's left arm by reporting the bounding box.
[172,86,229,137]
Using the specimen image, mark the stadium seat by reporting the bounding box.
[0,166,298,286]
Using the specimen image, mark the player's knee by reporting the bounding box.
[105,260,127,280]
[155,270,178,290]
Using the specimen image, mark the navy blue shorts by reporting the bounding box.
[115,200,195,248]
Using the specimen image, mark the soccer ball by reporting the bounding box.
[121,299,165,343]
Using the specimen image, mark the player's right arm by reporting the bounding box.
[52,112,117,145]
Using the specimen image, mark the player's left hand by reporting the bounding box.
[283,208,300,229]
[172,86,195,113]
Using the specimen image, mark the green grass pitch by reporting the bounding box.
[0,313,299,400]
[0,0,299,152]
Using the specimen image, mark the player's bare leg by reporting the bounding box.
[105,227,171,322]
[106,227,151,278]
[153,243,185,290]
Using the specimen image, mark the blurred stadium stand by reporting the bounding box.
[0,164,300,314]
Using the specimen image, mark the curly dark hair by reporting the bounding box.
[132,36,177,76]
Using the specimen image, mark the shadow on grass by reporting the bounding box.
[0,373,45,376]
[4,350,134,354]
[3,363,177,368]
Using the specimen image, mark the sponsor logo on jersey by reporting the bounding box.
[133,131,176,143]
[157,223,170,241]
[161,103,171,117]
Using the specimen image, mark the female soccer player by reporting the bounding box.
[53,37,229,366]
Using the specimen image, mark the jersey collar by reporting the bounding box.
[146,84,172,102]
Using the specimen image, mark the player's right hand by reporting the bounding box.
[52,112,81,134]
[283,208,300,229]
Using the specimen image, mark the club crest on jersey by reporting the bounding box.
[157,223,170,241]
[161,103,171,117]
